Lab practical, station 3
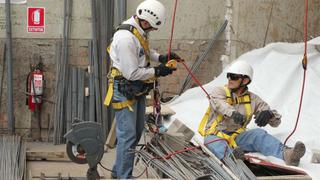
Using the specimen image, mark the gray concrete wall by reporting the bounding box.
[230,0,320,60]
[128,0,226,40]
[0,0,92,39]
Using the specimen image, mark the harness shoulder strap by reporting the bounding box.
[117,24,135,32]
[242,95,252,126]
[106,24,135,54]
[198,107,212,136]
[107,24,150,62]
[198,86,253,137]
[224,86,233,105]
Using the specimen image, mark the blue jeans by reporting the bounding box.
[111,80,146,178]
[204,128,284,160]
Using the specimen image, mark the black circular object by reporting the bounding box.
[66,141,87,164]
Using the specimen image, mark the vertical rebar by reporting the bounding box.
[0,135,26,179]
[77,68,84,121]
[53,0,72,144]
[91,0,102,125]
[104,0,115,138]
[66,67,72,130]
[71,66,78,123]
[118,0,127,23]
[88,41,95,122]
[0,44,6,115]
[5,0,14,134]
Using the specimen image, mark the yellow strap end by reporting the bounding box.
[128,105,134,112]
[104,84,113,106]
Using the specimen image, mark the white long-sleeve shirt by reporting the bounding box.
[109,16,160,81]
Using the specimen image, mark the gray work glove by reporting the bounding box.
[154,64,174,77]
[158,52,181,64]
[231,111,245,125]
[255,110,274,127]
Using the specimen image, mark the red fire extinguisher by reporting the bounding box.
[27,68,44,111]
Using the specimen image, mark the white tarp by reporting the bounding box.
[167,37,320,179]
[0,0,26,4]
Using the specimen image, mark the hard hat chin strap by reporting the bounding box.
[230,79,248,93]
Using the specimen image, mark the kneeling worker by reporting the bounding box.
[198,60,305,166]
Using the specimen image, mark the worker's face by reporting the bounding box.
[227,73,243,89]
[140,20,157,32]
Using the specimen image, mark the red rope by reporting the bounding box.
[149,138,227,161]
[304,0,309,58]
[152,1,179,120]
[284,0,308,146]
[165,0,211,99]
[167,0,178,60]
[180,61,211,99]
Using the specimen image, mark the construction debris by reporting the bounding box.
[166,119,195,141]
[146,105,176,116]
[136,133,256,180]
[0,135,26,180]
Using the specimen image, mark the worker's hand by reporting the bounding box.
[255,110,274,127]
[231,111,245,125]
[154,64,174,77]
[159,52,181,64]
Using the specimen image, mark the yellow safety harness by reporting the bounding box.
[103,68,136,111]
[106,24,151,65]
[198,86,252,148]
[104,24,152,111]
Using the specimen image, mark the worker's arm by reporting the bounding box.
[209,86,236,117]
[114,35,155,81]
[150,49,160,62]
[252,94,281,127]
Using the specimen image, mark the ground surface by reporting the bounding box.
[26,142,152,179]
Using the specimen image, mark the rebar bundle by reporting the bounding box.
[0,135,26,180]
[136,133,256,180]
[52,0,73,145]
[53,65,90,144]
[52,0,115,144]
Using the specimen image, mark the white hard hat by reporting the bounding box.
[136,0,166,29]
[227,61,253,80]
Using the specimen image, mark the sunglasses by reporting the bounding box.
[227,73,243,81]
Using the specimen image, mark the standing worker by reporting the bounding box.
[104,0,180,178]
[198,61,306,166]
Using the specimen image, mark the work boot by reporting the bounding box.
[232,147,245,160]
[87,166,100,180]
[283,141,306,166]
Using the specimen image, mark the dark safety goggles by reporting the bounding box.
[227,73,243,81]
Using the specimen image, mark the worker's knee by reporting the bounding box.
[236,128,268,146]
[250,128,267,135]
[204,135,230,159]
